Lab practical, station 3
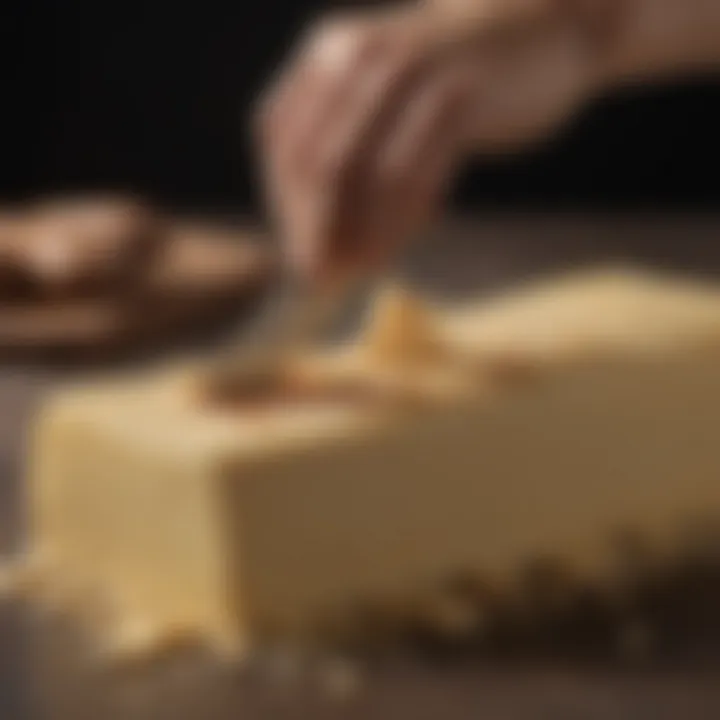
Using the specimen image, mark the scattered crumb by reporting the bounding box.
[317,656,363,702]
[100,618,163,664]
[616,618,655,662]
[0,555,40,600]
[261,645,308,688]
[0,561,17,598]
[417,592,481,638]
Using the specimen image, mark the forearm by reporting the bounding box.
[426,0,720,83]
[594,0,720,86]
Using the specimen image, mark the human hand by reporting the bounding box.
[257,1,601,283]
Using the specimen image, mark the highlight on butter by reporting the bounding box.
[11,266,720,661]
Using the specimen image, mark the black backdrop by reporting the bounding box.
[3,1,719,213]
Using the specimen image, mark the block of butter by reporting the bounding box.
[21,267,720,657]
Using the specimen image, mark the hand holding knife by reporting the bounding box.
[210,0,612,392]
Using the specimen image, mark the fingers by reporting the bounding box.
[299,36,437,280]
[255,1,594,282]
[359,67,471,268]
[258,18,387,272]
[257,11,468,282]
[260,17,396,173]
[308,33,430,183]
[301,67,469,282]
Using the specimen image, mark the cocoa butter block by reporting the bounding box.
[24,268,720,656]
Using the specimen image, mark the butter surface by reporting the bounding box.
[20,267,720,656]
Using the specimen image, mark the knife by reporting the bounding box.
[206,265,366,396]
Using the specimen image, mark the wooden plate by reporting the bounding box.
[0,207,275,361]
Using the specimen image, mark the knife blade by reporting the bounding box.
[206,267,353,395]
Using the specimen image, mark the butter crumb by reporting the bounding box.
[362,285,445,367]
[413,591,482,639]
[616,617,655,662]
[102,618,163,661]
[318,656,362,702]
[0,560,19,599]
[99,618,207,667]
[262,646,307,687]
[0,551,51,600]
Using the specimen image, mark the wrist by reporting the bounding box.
[547,1,630,95]
[420,0,625,91]
[581,0,720,89]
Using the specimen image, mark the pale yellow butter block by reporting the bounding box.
[24,267,720,654]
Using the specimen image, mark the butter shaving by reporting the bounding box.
[361,285,446,368]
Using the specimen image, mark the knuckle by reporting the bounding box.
[253,97,275,140]
[376,41,428,98]
[309,15,378,70]
[443,70,473,105]
[255,72,290,133]
[315,147,348,185]
[377,156,406,191]
[258,107,285,151]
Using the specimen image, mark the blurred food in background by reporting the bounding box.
[0,196,274,359]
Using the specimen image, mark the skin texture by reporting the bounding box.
[257,0,720,284]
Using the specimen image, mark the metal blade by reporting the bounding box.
[207,270,348,393]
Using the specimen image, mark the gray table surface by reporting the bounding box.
[3,215,720,720]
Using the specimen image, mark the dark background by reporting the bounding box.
[3,1,719,214]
